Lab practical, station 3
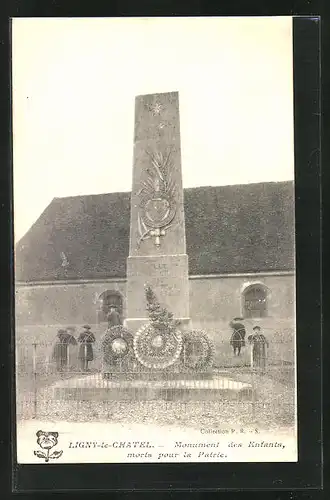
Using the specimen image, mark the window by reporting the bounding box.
[243,285,267,318]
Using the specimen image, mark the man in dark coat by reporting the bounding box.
[52,328,77,372]
[248,326,269,373]
[107,305,121,329]
[78,325,96,371]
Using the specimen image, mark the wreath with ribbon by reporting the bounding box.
[180,330,215,371]
[100,326,134,364]
[133,323,183,369]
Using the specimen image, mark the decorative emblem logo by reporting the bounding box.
[137,149,177,247]
[34,430,63,462]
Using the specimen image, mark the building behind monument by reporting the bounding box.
[15,181,295,354]
[15,91,295,362]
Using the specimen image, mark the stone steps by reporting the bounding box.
[52,373,254,402]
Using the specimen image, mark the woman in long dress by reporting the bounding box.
[248,326,269,373]
[65,326,79,371]
[77,325,96,371]
[51,329,77,372]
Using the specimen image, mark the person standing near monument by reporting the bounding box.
[65,326,79,370]
[107,305,121,329]
[77,325,96,371]
[248,326,269,373]
[51,328,77,372]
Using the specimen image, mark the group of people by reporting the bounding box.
[51,325,96,372]
[229,317,269,372]
[50,305,122,372]
[51,310,267,373]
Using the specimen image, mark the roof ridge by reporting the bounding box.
[53,190,132,201]
[184,180,293,191]
[54,180,294,200]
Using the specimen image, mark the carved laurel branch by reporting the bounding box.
[137,213,150,245]
[136,148,176,247]
[143,148,176,198]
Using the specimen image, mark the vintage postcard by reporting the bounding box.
[13,16,297,464]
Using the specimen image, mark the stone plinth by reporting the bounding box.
[125,91,190,331]
[125,254,190,331]
[52,373,254,402]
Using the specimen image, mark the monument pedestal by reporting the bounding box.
[53,373,254,402]
[125,254,190,332]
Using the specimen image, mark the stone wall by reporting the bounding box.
[188,274,295,364]
[15,272,295,341]
[15,272,295,366]
[189,274,295,334]
[15,280,127,327]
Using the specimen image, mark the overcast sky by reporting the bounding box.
[12,17,294,242]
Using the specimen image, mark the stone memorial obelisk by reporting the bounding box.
[125,91,190,332]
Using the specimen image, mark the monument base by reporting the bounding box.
[126,254,190,323]
[52,373,254,402]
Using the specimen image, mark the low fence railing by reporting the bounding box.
[15,339,295,427]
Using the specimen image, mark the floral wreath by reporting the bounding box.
[133,323,183,369]
[180,330,215,371]
[100,326,134,364]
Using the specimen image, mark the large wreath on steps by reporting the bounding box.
[133,285,183,369]
[134,323,183,369]
[101,326,134,364]
[180,330,215,371]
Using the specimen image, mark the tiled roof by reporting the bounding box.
[15,181,295,282]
